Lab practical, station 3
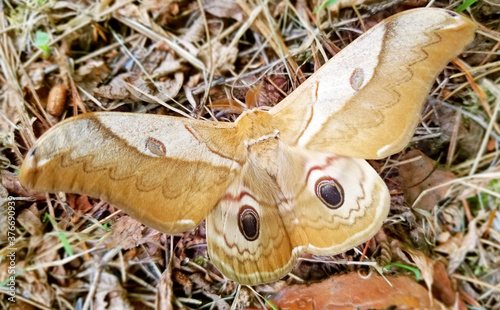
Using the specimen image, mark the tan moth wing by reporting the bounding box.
[270,8,476,159]
[19,112,242,233]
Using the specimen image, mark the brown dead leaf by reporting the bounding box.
[96,71,184,104]
[123,73,183,103]
[111,216,144,250]
[17,204,44,249]
[1,86,23,133]
[204,0,245,22]
[405,249,435,302]
[258,75,289,108]
[140,227,163,254]
[435,232,464,256]
[74,60,110,93]
[439,203,464,232]
[94,271,134,310]
[181,16,205,44]
[202,290,231,310]
[152,53,185,77]
[157,267,174,310]
[200,41,238,75]
[153,72,184,102]
[398,149,456,211]
[432,261,463,308]
[17,207,44,236]
[174,270,193,296]
[1,171,47,201]
[109,218,161,255]
[398,250,465,308]
[118,3,151,26]
[20,62,47,91]
[445,211,488,273]
[142,0,180,26]
[94,72,133,100]
[67,194,94,217]
[18,279,55,308]
[75,194,94,214]
[270,273,445,310]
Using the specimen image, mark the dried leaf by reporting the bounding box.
[203,290,231,310]
[446,212,487,273]
[154,72,184,102]
[94,72,133,100]
[174,270,193,296]
[34,236,60,267]
[75,60,110,93]
[152,53,185,77]
[1,87,22,133]
[270,273,446,309]
[19,279,55,307]
[432,261,461,308]
[75,195,94,214]
[181,16,206,43]
[405,249,435,303]
[439,203,464,232]
[258,75,288,108]
[204,0,245,22]
[142,0,179,26]
[200,41,238,75]
[435,232,464,255]
[112,216,144,250]
[157,267,174,310]
[98,71,184,103]
[402,251,465,308]
[21,63,46,90]
[398,149,456,211]
[17,207,44,236]
[94,271,134,310]
[1,171,47,201]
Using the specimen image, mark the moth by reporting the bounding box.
[19,8,475,285]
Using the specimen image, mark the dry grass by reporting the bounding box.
[1,0,499,309]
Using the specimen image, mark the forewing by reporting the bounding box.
[270,8,476,159]
[19,112,242,234]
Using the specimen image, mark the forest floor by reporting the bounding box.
[1,0,499,309]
